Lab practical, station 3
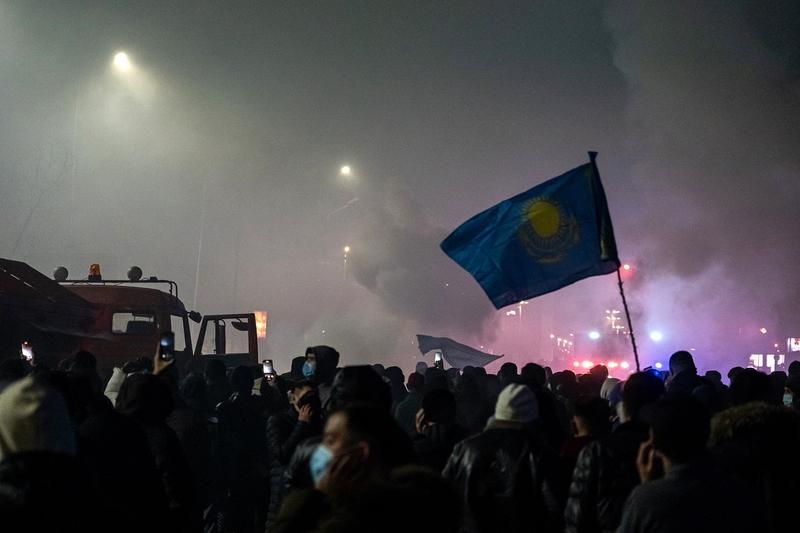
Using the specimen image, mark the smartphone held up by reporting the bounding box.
[263,359,276,381]
[20,341,34,363]
[159,332,175,362]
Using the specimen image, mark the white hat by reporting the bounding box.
[494,383,539,424]
[0,376,76,460]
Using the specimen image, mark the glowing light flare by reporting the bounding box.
[655,362,663,369]
[760,327,768,334]
[622,264,632,271]
[113,51,131,72]
[343,245,351,254]
[608,361,619,368]
[588,331,601,340]
[573,361,580,368]
[620,361,630,369]
[649,331,664,342]
[581,360,592,369]
[254,311,268,339]
[340,165,352,176]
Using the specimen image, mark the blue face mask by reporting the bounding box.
[302,360,316,378]
[309,444,334,484]
[784,392,794,407]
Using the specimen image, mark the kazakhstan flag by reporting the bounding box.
[441,153,619,309]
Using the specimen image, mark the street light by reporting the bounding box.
[342,245,350,280]
[340,165,352,177]
[113,51,132,72]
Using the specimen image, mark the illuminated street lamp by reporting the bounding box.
[340,165,352,177]
[760,327,768,335]
[342,245,350,280]
[113,51,132,72]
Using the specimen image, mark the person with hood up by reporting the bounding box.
[116,372,199,533]
[302,345,340,408]
[443,383,564,533]
[0,375,101,532]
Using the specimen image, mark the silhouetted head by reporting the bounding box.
[622,371,665,422]
[669,351,696,375]
[421,388,457,424]
[651,396,710,464]
[328,365,391,412]
[230,365,254,395]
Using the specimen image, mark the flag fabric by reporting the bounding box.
[417,334,503,369]
[441,154,619,309]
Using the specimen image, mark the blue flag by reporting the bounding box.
[441,154,619,309]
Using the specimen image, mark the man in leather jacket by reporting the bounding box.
[443,383,564,533]
[563,371,665,533]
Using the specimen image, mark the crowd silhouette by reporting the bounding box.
[0,346,798,533]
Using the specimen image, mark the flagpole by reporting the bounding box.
[616,268,641,372]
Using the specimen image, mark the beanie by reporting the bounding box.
[494,383,539,424]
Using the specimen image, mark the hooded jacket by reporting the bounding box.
[0,375,75,460]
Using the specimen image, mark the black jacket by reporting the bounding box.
[0,452,104,533]
[563,420,649,533]
[266,412,320,525]
[443,423,564,533]
[413,423,468,472]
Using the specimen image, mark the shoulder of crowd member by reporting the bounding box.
[283,435,322,492]
[564,439,603,532]
[270,487,331,533]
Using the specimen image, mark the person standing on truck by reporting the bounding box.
[302,346,340,408]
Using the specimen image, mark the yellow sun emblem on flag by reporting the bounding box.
[518,198,579,263]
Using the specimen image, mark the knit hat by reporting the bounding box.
[494,383,539,424]
[0,376,76,460]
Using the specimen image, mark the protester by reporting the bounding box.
[413,388,468,471]
[385,365,408,407]
[283,365,395,493]
[214,366,268,533]
[394,371,425,435]
[271,403,415,533]
[560,396,611,476]
[0,375,103,532]
[117,372,199,533]
[2,338,798,533]
[265,379,323,527]
[618,396,761,533]
[665,351,708,396]
[444,383,564,533]
[303,345,340,407]
[564,371,665,533]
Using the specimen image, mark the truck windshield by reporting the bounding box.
[112,312,156,335]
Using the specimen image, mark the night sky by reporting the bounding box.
[1,1,798,372]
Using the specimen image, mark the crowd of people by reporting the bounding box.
[1,344,799,533]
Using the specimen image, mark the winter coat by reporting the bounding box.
[0,451,103,533]
[79,395,169,532]
[394,391,423,436]
[563,420,649,533]
[443,423,564,533]
[266,412,321,526]
[413,423,468,472]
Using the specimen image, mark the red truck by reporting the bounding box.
[0,258,259,378]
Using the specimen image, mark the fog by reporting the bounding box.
[1,1,798,373]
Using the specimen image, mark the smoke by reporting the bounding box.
[605,0,800,368]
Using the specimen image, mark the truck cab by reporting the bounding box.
[0,259,260,378]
